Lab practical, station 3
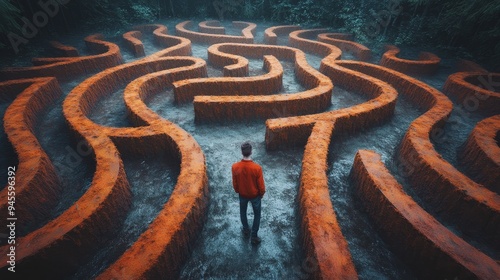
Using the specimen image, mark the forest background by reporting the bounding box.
[0,0,498,70]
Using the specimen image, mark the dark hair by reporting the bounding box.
[241,142,252,157]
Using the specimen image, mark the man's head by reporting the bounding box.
[241,142,252,157]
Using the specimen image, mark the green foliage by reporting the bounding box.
[272,0,332,27]
[195,4,208,18]
[76,0,158,29]
[395,0,500,67]
[394,16,423,45]
[0,0,20,33]
[335,1,372,42]
[130,4,157,22]
[243,0,265,19]
[0,0,498,68]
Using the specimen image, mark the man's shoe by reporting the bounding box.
[242,228,251,237]
[251,236,261,244]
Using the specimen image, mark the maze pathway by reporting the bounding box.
[0,19,498,279]
[0,78,62,226]
[0,35,123,82]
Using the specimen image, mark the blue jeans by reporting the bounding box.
[239,196,261,237]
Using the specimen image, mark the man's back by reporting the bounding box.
[233,142,265,244]
[232,159,265,199]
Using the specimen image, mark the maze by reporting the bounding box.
[0,19,499,279]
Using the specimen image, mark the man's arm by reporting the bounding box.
[257,166,265,198]
[232,166,239,193]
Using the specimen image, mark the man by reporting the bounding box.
[232,142,266,244]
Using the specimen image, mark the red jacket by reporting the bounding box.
[232,159,266,199]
